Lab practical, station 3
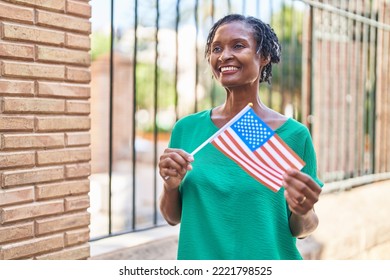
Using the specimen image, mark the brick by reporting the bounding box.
[3,97,65,114]
[64,195,89,211]
[2,133,64,149]
[3,0,66,11]
[66,100,90,114]
[66,33,90,50]
[36,10,91,33]
[0,222,34,244]
[38,82,90,98]
[0,2,34,23]
[66,0,91,18]
[36,116,90,131]
[35,243,89,260]
[66,67,91,83]
[2,166,64,187]
[0,116,34,131]
[0,234,64,260]
[0,42,34,60]
[65,132,90,147]
[37,148,90,165]
[37,46,90,66]
[36,179,89,199]
[2,62,65,80]
[2,23,65,46]
[0,186,34,207]
[0,151,35,169]
[1,200,64,224]
[64,228,89,246]
[65,163,90,178]
[35,212,90,235]
[0,79,34,96]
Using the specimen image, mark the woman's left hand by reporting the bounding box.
[282,169,322,216]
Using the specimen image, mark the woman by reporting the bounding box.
[158,14,323,260]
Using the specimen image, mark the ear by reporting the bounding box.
[260,55,271,67]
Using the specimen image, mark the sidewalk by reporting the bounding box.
[311,179,390,259]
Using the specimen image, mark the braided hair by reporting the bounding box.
[205,14,281,84]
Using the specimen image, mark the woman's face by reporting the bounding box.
[209,21,265,89]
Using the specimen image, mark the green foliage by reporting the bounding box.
[270,5,304,93]
[91,32,111,61]
[135,63,175,109]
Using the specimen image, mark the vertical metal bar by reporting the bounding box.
[152,0,160,226]
[368,0,377,174]
[353,1,362,177]
[344,0,353,179]
[338,0,346,179]
[290,0,298,118]
[376,1,384,173]
[384,4,390,171]
[267,0,273,107]
[174,0,180,120]
[386,2,390,172]
[131,0,138,230]
[280,0,286,113]
[227,0,231,14]
[329,0,337,178]
[361,0,370,174]
[211,0,216,108]
[308,4,314,133]
[318,4,327,180]
[194,0,199,112]
[108,0,115,235]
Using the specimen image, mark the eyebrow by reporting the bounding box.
[211,37,251,46]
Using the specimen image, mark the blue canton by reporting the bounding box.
[231,109,274,151]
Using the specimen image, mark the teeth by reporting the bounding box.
[221,66,238,72]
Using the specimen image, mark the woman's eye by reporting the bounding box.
[234,44,244,49]
[212,46,222,53]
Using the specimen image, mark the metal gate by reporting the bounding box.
[89,0,390,240]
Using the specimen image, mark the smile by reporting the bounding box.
[220,66,239,72]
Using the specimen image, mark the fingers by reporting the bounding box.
[283,169,322,215]
[158,148,194,186]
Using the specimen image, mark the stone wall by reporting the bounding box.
[0,0,91,260]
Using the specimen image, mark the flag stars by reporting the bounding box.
[231,109,275,151]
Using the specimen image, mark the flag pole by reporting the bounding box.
[190,103,253,156]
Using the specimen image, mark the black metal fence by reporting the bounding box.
[89,0,390,240]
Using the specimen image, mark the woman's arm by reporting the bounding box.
[289,209,319,238]
[158,148,193,226]
[159,183,182,226]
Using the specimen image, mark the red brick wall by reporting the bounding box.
[0,0,91,260]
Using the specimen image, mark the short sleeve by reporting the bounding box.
[301,134,324,188]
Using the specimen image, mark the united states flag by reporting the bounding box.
[209,105,305,192]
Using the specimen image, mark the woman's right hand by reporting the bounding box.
[158,148,194,191]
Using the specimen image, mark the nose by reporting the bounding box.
[218,48,233,62]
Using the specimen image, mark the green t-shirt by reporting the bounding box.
[169,109,323,260]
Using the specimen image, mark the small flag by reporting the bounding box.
[191,104,305,192]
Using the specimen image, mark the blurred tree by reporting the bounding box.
[91,32,111,61]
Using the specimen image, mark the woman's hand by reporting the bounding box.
[159,148,194,191]
[283,169,322,238]
[282,169,322,216]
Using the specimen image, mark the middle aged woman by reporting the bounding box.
[158,14,323,260]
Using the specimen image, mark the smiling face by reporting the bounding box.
[209,21,267,89]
